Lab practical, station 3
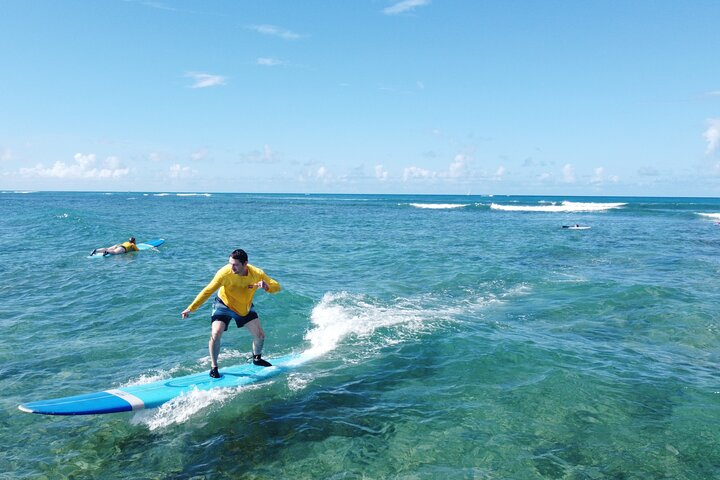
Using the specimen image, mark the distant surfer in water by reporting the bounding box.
[90,237,139,256]
[181,248,281,378]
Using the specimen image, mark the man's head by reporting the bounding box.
[129,237,136,244]
[230,249,248,263]
[229,249,248,275]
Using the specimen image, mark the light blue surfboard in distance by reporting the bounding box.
[19,352,307,415]
[136,238,165,250]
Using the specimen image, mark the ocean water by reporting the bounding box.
[1,191,718,479]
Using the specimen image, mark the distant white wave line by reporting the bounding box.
[697,213,720,219]
[491,201,626,212]
[409,203,469,209]
[146,192,211,197]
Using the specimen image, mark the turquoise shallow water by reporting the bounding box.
[1,192,719,479]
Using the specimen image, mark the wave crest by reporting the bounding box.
[491,201,626,212]
[408,203,469,210]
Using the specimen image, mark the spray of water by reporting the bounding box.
[132,288,516,429]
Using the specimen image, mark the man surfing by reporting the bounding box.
[181,249,281,378]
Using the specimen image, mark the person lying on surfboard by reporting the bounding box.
[90,236,139,256]
[181,248,281,378]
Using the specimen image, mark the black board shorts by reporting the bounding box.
[211,296,258,331]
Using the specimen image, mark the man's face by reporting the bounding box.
[229,257,247,275]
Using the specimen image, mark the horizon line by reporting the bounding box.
[2,189,720,200]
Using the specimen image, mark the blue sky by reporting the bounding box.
[1,0,719,196]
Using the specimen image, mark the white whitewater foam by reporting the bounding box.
[129,350,267,429]
[287,372,312,392]
[132,384,264,430]
[409,203,469,209]
[301,288,519,361]
[145,192,211,197]
[301,292,433,361]
[491,201,626,212]
[120,364,185,388]
[697,213,720,220]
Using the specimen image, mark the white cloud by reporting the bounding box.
[19,153,129,179]
[240,144,278,163]
[1,147,13,161]
[191,148,208,161]
[104,156,122,169]
[262,144,276,162]
[494,166,506,180]
[704,118,720,155]
[403,166,435,181]
[247,24,302,40]
[562,163,575,183]
[402,153,474,183]
[448,154,469,178]
[168,164,195,179]
[257,57,283,67]
[538,172,552,182]
[383,0,431,15]
[185,72,227,88]
[589,166,619,185]
[298,165,340,185]
[75,153,94,169]
[375,164,388,181]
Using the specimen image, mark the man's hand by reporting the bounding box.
[181,309,191,319]
[250,280,269,291]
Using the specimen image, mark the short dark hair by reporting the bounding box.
[129,237,136,243]
[230,249,248,263]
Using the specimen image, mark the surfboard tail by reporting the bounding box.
[18,390,141,416]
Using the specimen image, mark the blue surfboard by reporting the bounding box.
[136,238,165,250]
[19,352,307,415]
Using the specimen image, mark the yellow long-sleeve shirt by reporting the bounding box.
[186,263,281,316]
[120,241,139,252]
